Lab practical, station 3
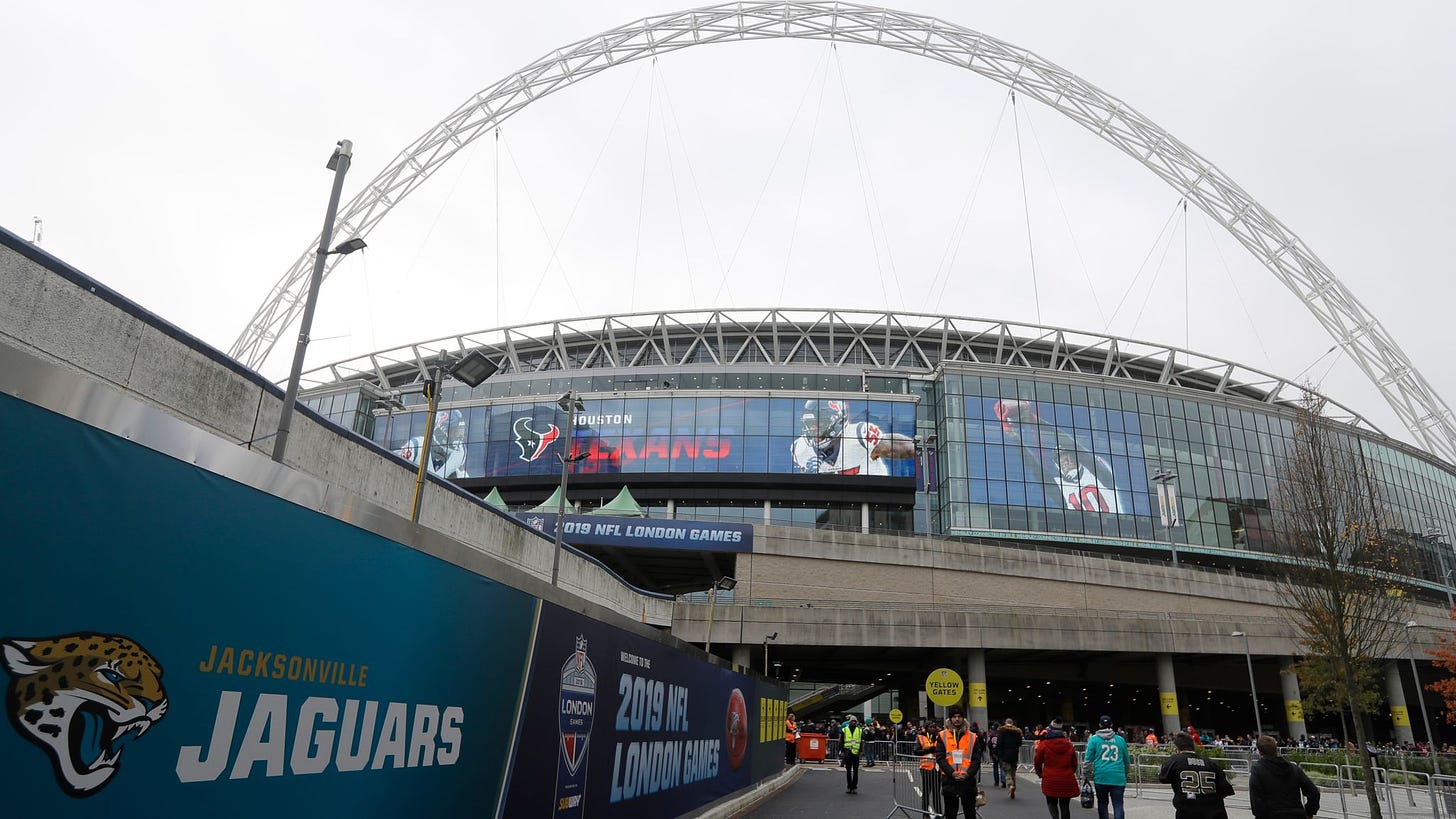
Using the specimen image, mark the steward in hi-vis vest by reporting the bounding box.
[841,715,864,794]
[934,707,980,819]
[785,713,798,765]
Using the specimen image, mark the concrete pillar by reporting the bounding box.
[763,500,771,524]
[1156,654,1182,738]
[1279,658,1308,741]
[666,499,676,517]
[1386,661,1415,745]
[968,649,990,731]
[861,502,870,533]
[731,644,751,673]
[899,684,921,721]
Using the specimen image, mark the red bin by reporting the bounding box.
[797,733,828,763]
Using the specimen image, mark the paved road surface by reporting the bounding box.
[738,759,1259,819]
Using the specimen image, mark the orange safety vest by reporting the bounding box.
[917,733,937,770]
[940,728,977,773]
[785,718,798,744]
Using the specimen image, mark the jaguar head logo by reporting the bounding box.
[3,633,168,797]
[514,416,560,462]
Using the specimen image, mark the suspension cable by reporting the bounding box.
[511,61,651,317]
[1104,198,1183,332]
[1022,103,1107,328]
[1183,198,1189,350]
[1200,213,1272,368]
[1128,198,1184,339]
[928,92,1012,310]
[652,64,699,306]
[834,43,904,310]
[631,59,660,312]
[1011,91,1041,325]
[778,47,832,304]
[494,127,501,328]
[708,45,834,308]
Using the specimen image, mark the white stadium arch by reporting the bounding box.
[231,1,1456,464]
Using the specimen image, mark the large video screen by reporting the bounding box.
[963,397,1153,517]
[377,396,918,480]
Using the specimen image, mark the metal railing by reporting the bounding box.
[1126,746,1456,819]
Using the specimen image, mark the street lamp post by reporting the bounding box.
[407,349,497,523]
[273,140,365,464]
[550,390,588,587]
[703,576,738,656]
[1152,466,1179,566]
[1231,631,1262,737]
[1405,621,1438,754]
[763,631,778,675]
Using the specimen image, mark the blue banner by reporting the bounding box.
[498,604,778,818]
[516,513,753,552]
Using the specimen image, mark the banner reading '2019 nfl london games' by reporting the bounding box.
[0,392,784,816]
[498,603,772,818]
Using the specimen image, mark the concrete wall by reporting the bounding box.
[0,229,674,627]
[677,526,1449,660]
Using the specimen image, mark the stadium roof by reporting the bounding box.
[298,308,1376,433]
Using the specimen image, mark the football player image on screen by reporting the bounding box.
[397,409,470,479]
[791,399,916,475]
[994,399,1127,513]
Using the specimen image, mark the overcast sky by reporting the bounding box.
[6,0,1454,452]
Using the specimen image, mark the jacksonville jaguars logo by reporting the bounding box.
[2,632,168,797]
[513,416,560,462]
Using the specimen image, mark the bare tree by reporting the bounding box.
[1273,392,1413,819]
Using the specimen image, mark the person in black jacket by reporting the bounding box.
[1159,732,1235,819]
[997,718,1024,798]
[1249,735,1320,819]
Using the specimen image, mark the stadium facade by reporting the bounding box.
[299,308,1456,595]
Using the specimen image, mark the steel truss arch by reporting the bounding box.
[232,0,1456,463]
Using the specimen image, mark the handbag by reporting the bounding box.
[1080,780,1095,809]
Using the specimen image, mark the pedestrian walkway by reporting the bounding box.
[704,754,1445,819]
[720,759,1259,819]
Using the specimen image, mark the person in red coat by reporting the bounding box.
[1034,719,1081,819]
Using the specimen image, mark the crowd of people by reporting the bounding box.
[785,710,1326,819]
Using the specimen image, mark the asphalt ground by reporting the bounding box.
[730,759,1261,819]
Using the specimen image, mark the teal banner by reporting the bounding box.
[0,394,537,814]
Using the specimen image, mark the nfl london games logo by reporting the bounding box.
[555,635,596,816]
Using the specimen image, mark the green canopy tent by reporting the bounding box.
[525,486,575,514]
[481,487,508,512]
[587,486,646,517]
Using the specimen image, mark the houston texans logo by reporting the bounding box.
[513,417,560,462]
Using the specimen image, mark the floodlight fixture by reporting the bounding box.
[329,237,368,256]
[449,350,497,388]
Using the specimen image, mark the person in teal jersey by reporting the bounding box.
[1084,715,1131,819]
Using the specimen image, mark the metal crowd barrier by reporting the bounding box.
[1127,747,1456,819]
[890,751,945,819]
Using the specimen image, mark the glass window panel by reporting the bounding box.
[988,481,1009,504]
[719,396,745,432]
[740,436,770,473]
[967,444,988,478]
[967,480,987,504]
[1072,404,1091,429]
[713,436,744,473]
[1006,481,1029,507]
